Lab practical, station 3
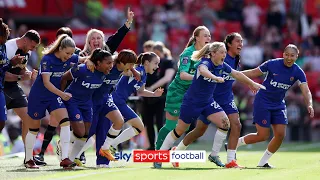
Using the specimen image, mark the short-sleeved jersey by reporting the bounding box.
[5,39,31,72]
[30,54,79,99]
[213,54,238,104]
[66,64,106,104]
[171,44,197,88]
[92,65,122,105]
[256,58,307,108]
[112,65,147,104]
[0,45,11,89]
[185,58,232,104]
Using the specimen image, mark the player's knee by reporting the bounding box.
[275,131,286,141]
[230,121,242,132]
[114,118,124,129]
[218,116,230,130]
[194,126,207,137]
[259,133,269,141]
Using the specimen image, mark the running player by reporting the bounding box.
[176,32,244,168]
[157,42,265,168]
[236,44,314,168]
[84,50,138,166]
[34,27,83,165]
[60,49,113,165]
[0,18,23,132]
[74,52,162,166]
[154,26,211,156]
[24,35,81,169]
[109,52,163,151]
[4,30,40,144]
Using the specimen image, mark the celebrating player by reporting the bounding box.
[24,35,84,169]
[60,49,113,164]
[237,44,314,168]
[157,42,264,168]
[154,26,211,153]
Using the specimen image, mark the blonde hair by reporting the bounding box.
[81,29,110,56]
[185,26,209,49]
[284,44,299,54]
[191,42,225,61]
[42,34,75,55]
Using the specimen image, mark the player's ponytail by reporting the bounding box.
[43,34,75,55]
[90,48,112,66]
[0,18,10,42]
[136,52,158,65]
[191,42,225,61]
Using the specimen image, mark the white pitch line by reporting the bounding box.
[52,167,149,180]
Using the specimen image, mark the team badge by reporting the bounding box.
[182,57,189,65]
[290,77,294,81]
[262,120,267,125]
[219,70,223,74]
[63,63,67,68]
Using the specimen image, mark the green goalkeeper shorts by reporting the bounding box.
[164,82,188,117]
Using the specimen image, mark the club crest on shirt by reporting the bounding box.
[63,63,67,68]
[219,69,223,75]
[182,57,189,65]
[290,77,294,81]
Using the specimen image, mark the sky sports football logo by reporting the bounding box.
[115,150,206,163]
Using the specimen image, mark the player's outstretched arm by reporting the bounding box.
[198,64,224,83]
[299,83,314,118]
[137,84,164,97]
[241,67,263,79]
[230,69,265,94]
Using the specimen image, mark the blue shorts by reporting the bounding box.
[180,99,223,125]
[115,102,138,122]
[253,99,288,128]
[65,100,93,122]
[0,92,7,121]
[100,95,119,116]
[28,95,65,120]
[199,99,238,124]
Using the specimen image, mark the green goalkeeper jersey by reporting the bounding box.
[172,44,198,88]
